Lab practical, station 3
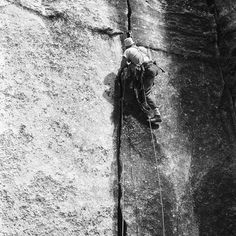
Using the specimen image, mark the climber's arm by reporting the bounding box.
[117,56,128,78]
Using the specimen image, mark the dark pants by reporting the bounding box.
[141,63,159,110]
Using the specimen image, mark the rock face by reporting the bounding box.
[119,1,235,236]
[0,0,235,236]
[192,1,236,235]
[0,0,126,235]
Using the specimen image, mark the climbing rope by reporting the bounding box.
[148,119,166,236]
[141,76,166,236]
[118,38,166,234]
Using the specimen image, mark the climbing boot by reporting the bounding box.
[149,114,162,123]
[149,108,162,123]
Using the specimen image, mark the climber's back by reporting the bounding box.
[124,45,150,65]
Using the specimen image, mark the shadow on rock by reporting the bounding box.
[193,156,236,236]
[105,69,163,236]
[103,70,159,129]
[104,72,128,235]
[103,72,120,125]
[103,72,116,105]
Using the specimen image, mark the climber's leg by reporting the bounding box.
[141,63,162,122]
[145,89,162,122]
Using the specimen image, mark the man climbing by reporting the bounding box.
[117,37,162,123]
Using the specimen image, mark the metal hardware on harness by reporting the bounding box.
[132,64,152,115]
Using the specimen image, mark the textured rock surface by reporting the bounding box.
[191,1,236,235]
[131,0,216,58]
[0,0,126,235]
[0,0,235,235]
[120,0,235,235]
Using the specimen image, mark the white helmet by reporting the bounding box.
[124,37,135,47]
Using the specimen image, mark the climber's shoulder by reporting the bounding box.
[123,46,138,58]
[137,46,148,54]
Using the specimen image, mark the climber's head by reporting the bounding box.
[124,37,135,48]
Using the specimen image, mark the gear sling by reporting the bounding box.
[133,60,159,115]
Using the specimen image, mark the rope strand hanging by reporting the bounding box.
[148,119,166,236]
[141,76,166,236]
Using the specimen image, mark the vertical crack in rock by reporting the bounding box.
[116,78,127,236]
[116,1,132,235]
[127,0,132,31]
[116,106,123,236]
[117,102,125,236]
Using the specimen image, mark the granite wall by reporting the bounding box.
[0,0,235,235]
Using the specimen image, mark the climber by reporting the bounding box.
[117,37,162,123]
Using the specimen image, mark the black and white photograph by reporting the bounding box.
[0,0,235,235]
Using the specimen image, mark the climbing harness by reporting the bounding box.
[132,46,154,116]
[133,64,152,115]
[131,45,165,120]
[119,71,166,236]
[133,60,164,119]
[138,56,166,234]
[118,32,166,235]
